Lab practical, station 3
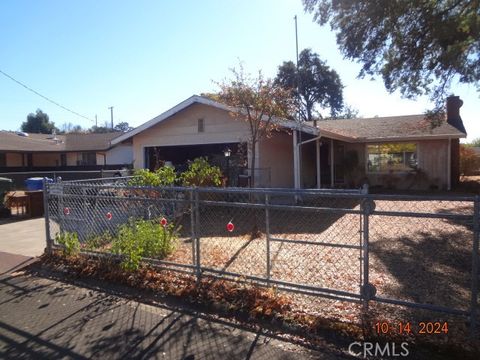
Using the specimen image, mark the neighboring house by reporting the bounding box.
[112,95,466,190]
[0,132,133,172]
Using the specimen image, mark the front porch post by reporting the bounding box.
[316,138,321,188]
[330,139,334,188]
[293,130,300,189]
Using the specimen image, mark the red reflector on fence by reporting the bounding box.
[106,212,112,221]
[226,221,234,232]
[160,217,168,227]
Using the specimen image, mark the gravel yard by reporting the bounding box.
[165,198,475,328]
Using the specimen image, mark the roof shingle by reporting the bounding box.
[0,131,121,152]
[313,115,466,142]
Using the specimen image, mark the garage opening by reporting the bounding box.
[144,143,247,186]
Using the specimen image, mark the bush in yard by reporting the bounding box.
[180,157,222,187]
[55,231,80,256]
[128,166,177,187]
[460,145,480,176]
[110,218,179,271]
[84,231,114,251]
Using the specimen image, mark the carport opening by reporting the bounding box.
[144,143,246,185]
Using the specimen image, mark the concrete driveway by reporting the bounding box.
[0,217,45,257]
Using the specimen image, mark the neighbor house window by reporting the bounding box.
[0,153,6,167]
[198,118,204,133]
[367,143,417,173]
[79,152,97,165]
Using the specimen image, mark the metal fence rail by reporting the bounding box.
[43,178,480,336]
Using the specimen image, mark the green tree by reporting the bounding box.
[329,104,360,120]
[215,66,295,187]
[303,0,480,105]
[114,122,133,132]
[90,121,114,133]
[469,137,480,147]
[275,48,344,123]
[21,109,57,134]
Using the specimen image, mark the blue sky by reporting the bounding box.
[1,0,478,141]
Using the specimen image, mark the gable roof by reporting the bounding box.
[313,114,466,142]
[0,131,121,152]
[111,95,318,145]
[112,94,466,146]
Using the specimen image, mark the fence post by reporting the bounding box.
[43,179,52,254]
[361,190,375,310]
[190,188,196,276]
[194,188,201,283]
[265,193,271,284]
[470,195,479,338]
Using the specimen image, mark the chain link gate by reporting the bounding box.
[43,178,479,337]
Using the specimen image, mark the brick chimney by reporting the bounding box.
[446,95,466,134]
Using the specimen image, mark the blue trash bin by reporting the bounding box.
[25,177,53,191]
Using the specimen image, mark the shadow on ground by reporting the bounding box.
[0,271,339,360]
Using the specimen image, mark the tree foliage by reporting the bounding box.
[128,167,177,187]
[215,66,294,187]
[21,109,57,134]
[468,137,480,147]
[460,144,480,176]
[180,157,222,187]
[275,48,344,122]
[114,122,133,132]
[303,0,480,104]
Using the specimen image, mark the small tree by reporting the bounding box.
[21,109,57,134]
[216,66,294,187]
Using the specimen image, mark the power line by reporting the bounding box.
[0,68,94,122]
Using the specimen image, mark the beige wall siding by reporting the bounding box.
[32,153,61,167]
[132,103,251,168]
[5,153,23,167]
[66,153,77,166]
[258,131,294,188]
[96,153,105,166]
[417,139,449,188]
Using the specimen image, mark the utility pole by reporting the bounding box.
[108,106,114,129]
[294,15,299,67]
[95,114,98,127]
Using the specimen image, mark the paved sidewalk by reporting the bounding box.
[0,251,35,276]
[0,217,45,257]
[0,273,341,359]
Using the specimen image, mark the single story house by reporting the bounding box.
[0,131,133,172]
[112,95,466,190]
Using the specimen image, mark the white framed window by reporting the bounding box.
[367,143,417,173]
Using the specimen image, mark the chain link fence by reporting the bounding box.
[43,178,480,336]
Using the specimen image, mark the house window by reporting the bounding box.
[80,152,97,165]
[198,118,205,133]
[367,143,417,173]
[0,153,5,167]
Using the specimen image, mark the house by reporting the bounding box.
[0,131,133,172]
[112,95,466,190]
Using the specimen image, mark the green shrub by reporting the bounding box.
[84,231,113,251]
[110,218,179,271]
[55,231,80,256]
[180,157,222,187]
[128,167,177,187]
